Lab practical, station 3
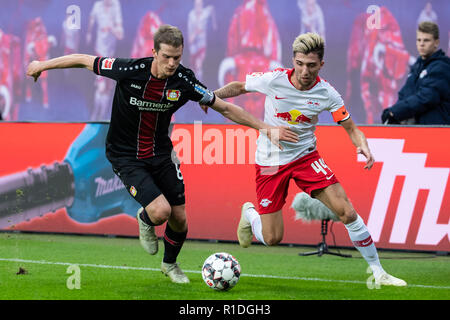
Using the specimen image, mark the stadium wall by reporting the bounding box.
[0,122,449,252]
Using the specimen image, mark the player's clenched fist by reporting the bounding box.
[26,60,43,82]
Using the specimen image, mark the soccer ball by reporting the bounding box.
[201,252,241,291]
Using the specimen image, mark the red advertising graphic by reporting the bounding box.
[0,122,449,252]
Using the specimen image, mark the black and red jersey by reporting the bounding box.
[93,56,215,160]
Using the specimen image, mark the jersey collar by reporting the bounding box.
[287,68,321,91]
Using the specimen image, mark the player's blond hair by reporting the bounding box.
[292,33,325,60]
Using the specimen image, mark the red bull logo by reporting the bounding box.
[274,109,311,124]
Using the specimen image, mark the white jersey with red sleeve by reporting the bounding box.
[245,68,350,166]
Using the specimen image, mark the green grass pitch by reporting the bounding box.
[1,232,449,302]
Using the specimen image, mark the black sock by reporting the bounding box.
[163,223,187,264]
[140,209,157,226]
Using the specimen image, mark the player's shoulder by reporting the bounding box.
[247,67,290,81]
[266,67,291,78]
[318,77,341,96]
[96,56,152,78]
[173,63,202,85]
[317,77,344,105]
[169,63,207,91]
[112,56,152,71]
[271,67,291,74]
[177,63,195,77]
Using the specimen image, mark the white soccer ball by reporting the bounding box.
[201,252,241,291]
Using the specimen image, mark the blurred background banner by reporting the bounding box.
[1,122,449,252]
[0,0,448,124]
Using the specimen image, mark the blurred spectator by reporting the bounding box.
[86,0,123,57]
[187,0,216,81]
[417,2,438,25]
[0,28,21,120]
[297,0,326,42]
[382,22,450,125]
[131,11,163,58]
[62,10,80,56]
[24,17,57,109]
[218,0,282,120]
[86,0,124,121]
[346,7,410,124]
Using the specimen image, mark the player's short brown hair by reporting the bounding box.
[418,21,439,40]
[154,24,184,51]
[292,33,325,61]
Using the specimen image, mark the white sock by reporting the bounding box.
[345,215,385,278]
[245,207,267,245]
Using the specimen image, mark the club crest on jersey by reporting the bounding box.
[166,89,181,101]
[260,199,272,208]
[101,58,115,70]
[306,99,320,107]
[249,71,264,77]
[130,186,137,197]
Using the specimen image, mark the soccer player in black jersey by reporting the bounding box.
[26,25,298,283]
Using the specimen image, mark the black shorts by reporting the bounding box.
[109,154,185,208]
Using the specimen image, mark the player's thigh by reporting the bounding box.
[291,151,338,195]
[111,161,163,210]
[255,164,291,214]
[311,183,356,223]
[152,157,186,207]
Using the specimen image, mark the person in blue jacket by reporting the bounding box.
[382,21,450,125]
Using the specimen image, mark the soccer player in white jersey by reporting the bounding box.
[212,33,406,287]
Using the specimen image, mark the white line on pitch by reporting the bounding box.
[1,258,449,290]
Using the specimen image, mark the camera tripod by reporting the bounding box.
[299,219,352,258]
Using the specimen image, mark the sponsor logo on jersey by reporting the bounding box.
[101,58,115,70]
[129,97,173,111]
[274,109,311,124]
[131,83,142,90]
[166,89,181,101]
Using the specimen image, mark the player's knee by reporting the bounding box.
[264,234,282,246]
[340,208,357,225]
[146,205,171,225]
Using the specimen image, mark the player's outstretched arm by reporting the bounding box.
[214,81,248,99]
[26,54,96,82]
[340,117,374,170]
[200,81,248,114]
[209,96,298,149]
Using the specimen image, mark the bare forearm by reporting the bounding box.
[40,54,95,71]
[214,81,248,99]
[344,123,374,169]
[349,127,369,149]
[27,54,96,82]
[341,118,367,148]
[209,97,266,130]
[221,102,269,131]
